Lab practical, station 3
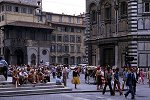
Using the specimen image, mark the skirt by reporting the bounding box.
[72,77,80,84]
[96,75,102,85]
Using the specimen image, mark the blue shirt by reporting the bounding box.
[114,71,119,81]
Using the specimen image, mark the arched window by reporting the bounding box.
[122,20,128,31]
[104,3,111,22]
[31,53,36,65]
[91,10,96,22]
[100,24,105,35]
[144,2,150,12]
[138,19,144,29]
[89,3,97,24]
[120,1,127,18]
[145,18,150,29]
[37,1,41,6]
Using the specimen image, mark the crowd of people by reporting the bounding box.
[6,64,70,88]
[5,64,150,92]
[82,65,150,99]
[1,57,150,99]
[9,65,51,87]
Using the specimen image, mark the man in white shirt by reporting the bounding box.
[18,68,28,84]
[62,67,68,86]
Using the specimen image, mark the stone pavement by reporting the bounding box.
[3,72,150,99]
[51,72,128,92]
[52,73,150,100]
[0,71,149,100]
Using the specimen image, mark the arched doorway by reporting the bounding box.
[14,49,24,65]
[31,53,36,65]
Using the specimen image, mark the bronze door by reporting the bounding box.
[103,47,115,67]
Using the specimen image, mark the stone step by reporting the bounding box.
[0,87,72,97]
[0,84,64,91]
[0,77,72,97]
[0,82,56,88]
[0,81,12,85]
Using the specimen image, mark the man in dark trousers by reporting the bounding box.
[102,68,114,96]
[124,68,136,99]
[133,67,138,95]
[0,57,8,80]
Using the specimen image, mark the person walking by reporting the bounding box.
[72,67,80,89]
[113,68,123,95]
[102,68,114,96]
[122,68,128,90]
[66,66,70,79]
[133,67,138,95]
[52,67,56,79]
[139,69,145,84]
[62,67,67,86]
[124,68,136,99]
[147,70,150,87]
[96,67,103,90]
[84,67,89,83]
[56,66,62,79]
[0,57,8,80]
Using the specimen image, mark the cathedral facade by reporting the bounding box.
[86,0,150,70]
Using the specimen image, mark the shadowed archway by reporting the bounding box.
[14,49,24,65]
[31,53,36,65]
[4,48,10,64]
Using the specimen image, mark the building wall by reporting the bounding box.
[39,47,50,64]
[0,0,42,6]
[137,0,150,70]
[5,12,35,22]
[45,13,86,65]
[0,2,40,26]
[86,0,150,70]
[0,0,86,65]
[27,47,38,65]
[27,47,50,65]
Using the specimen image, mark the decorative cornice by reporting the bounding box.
[85,35,150,45]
